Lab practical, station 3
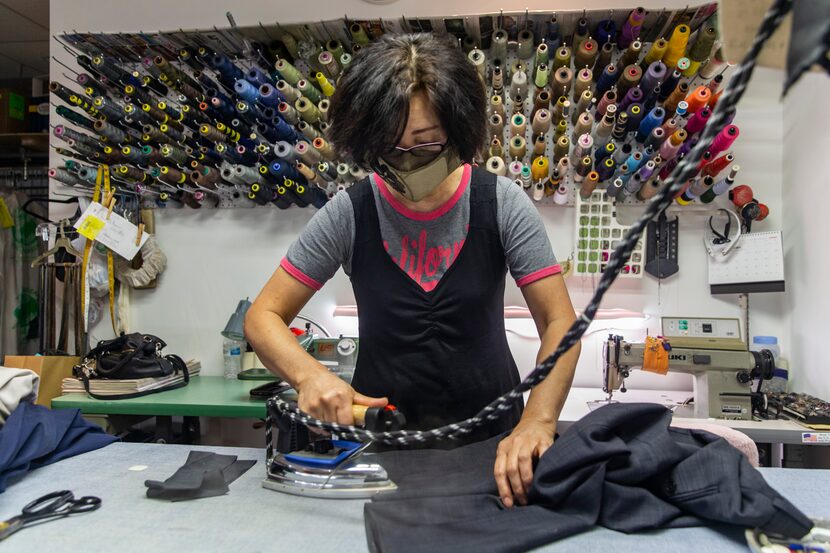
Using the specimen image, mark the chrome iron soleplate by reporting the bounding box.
[262,477,397,499]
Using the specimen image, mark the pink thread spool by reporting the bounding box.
[708,125,740,156]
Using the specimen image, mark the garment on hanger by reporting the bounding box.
[0,192,44,359]
[364,403,813,553]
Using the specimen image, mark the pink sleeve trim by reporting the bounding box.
[516,264,562,287]
[372,164,471,221]
[280,258,323,291]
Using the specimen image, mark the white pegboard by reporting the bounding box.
[572,190,645,278]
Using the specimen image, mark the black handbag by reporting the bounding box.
[74,333,189,400]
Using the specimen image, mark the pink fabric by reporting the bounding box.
[373,164,472,221]
[670,420,759,467]
[516,264,563,287]
[280,257,323,291]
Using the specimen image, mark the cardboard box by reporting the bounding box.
[3,355,79,407]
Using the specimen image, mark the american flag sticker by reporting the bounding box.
[802,433,830,444]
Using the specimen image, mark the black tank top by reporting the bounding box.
[346,167,523,446]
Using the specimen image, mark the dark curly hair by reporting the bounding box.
[327,33,487,168]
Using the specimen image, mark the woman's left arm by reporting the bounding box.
[493,273,580,508]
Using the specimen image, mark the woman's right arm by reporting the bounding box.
[245,267,387,425]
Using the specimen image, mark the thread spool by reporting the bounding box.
[295,97,321,125]
[618,6,646,49]
[661,117,679,135]
[536,43,550,66]
[637,107,665,143]
[663,24,690,69]
[660,129,687,160]
[555,118,568,138]
[699,48,726,80]
[521,165,533,189]
[626,151,644,173]
[517,29,535,59]
[533,180,545,201]
[509,113,527,137]
[689,25,718,64]
[509,136,526,160]
[619,86,644,112]
[481,156,506,176]
[574,37,598,69]
[350,23,369,45]
[613,143,633,165]
[296,120,318,142]
[574,90,593,124]
[709,125,740,156]
[580,171,600,198]
[316,161,338,181]
[490,95,506,119]
[275,59,302,85]
[574,133,594,159]
[508,160,525,180]
[616,64,642,96]
[468,49,486,80]
[294,141,321,165]
[619,40,642,67]
[534,63,550,88]
[340,53,353,70]
[489,137,503,157]
[553,184,570,205]
[643,38,668,68]
[554,135,570,160]
[597,157,617,182]
[489,113,504,138]
[533,134,547,156]
[637,176,662,200]
[574,111,593,140]
[531,156,550,181]
[525,108,549,135]
[595,64,620,97]
[318,51,340,79]
[317,99,331,123]
[663,81,689,115]
[315,73,335,97]
[552,45,571,71]
[596,90,617,120]
[597,42,614,71]
[574,155,592,183]
[612,112,630,141]
[312,137,336,161]
[297,79,322,104]
[511,69,528,99]
[492,66,505,94]
[606,177,625,198]
[553,67,573,95]
[685,86,711,114]
[675,57,691,74]
[596,141,616,163]
[491,29,508,65]
[640,62,667,94]
[574,68,593,98]
[685,107,711,135]
[702,153,735,178]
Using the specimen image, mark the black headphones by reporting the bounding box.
[704,208,742,257]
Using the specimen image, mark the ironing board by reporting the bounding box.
[2,442,828,552]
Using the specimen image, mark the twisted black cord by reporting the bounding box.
[271,0,794,445]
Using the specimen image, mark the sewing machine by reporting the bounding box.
[604,317,776,420]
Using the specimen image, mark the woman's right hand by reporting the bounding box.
[296,369,388,425]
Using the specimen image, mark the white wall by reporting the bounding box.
[50,1,791,396]
[783,72,830,401]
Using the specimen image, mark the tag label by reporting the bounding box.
[74,202,149,260]
[76,214,105,240]
[0,198,13,228]
[802,433,830,444]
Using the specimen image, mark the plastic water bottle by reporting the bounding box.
[223,338,244,379]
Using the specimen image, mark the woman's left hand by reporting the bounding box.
[494,419,555,508]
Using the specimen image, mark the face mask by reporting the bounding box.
[375,149,462,202]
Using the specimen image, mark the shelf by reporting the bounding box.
[0,132,49,153]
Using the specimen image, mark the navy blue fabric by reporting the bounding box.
[364,403,814,553]
[0,402,117,492]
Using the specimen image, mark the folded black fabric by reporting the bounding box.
[0,402,117,493]
[145,450,256,501]
[364,403,813,553]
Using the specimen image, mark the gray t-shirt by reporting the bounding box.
[281,164,560,291]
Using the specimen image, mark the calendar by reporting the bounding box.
[708,231,785,294]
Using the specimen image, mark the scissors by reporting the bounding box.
[0,490,101,541]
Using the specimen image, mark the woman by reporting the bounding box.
[245,33,581,508]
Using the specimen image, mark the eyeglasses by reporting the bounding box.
[389,140,448,158]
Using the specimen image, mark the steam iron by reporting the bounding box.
[263,397,405,499]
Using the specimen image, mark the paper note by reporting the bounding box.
[74,202,149,260]
[77,213,106,240]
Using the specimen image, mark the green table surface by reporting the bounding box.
[51,376,266,418]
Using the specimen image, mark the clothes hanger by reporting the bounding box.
[31,218,84,267]
[21,196,80,224]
